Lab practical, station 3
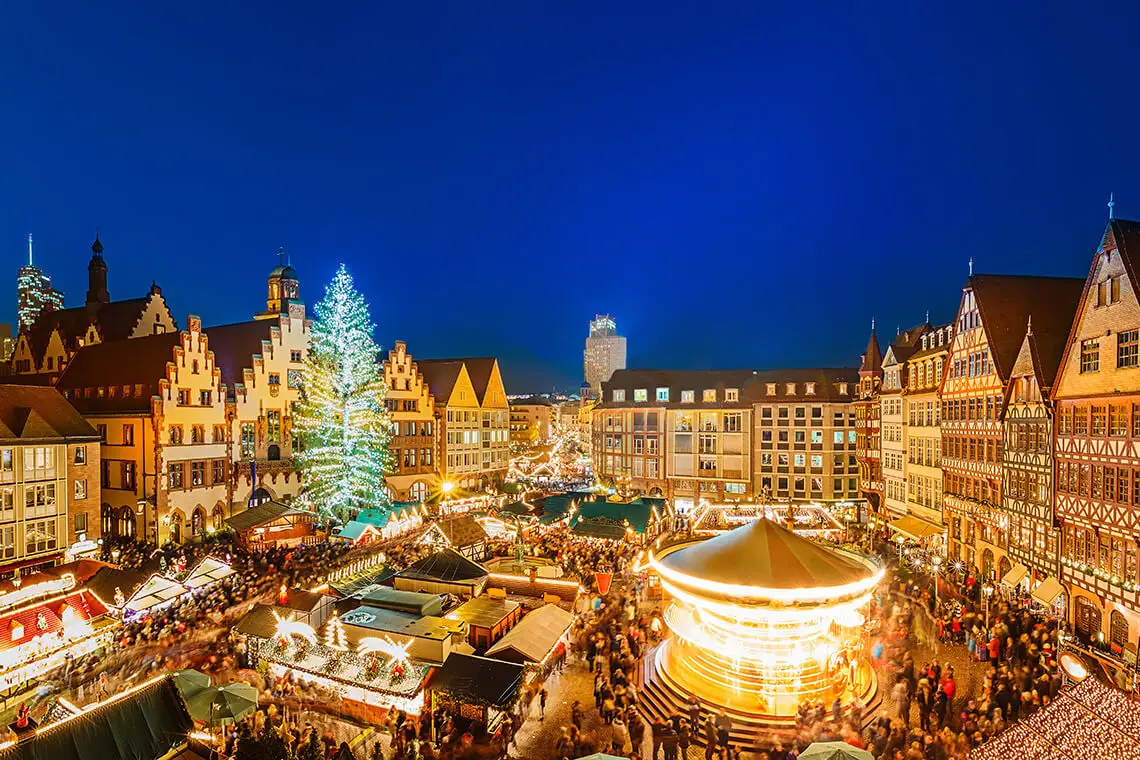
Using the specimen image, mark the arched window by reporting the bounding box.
[409,481,428,502]
[1111,610,1129,649]
[101,504,115,537]
[267,444,281,461]
[169,511,184,544]
[117,507,136,538]
[191,507,206,537]
[250,488,272,508]
[212,504,226,531]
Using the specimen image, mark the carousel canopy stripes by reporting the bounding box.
[660,518,874,591]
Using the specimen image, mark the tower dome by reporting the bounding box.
[258,248,303,320]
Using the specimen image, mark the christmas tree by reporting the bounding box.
[323,614,349,651]
[294,265,393,520]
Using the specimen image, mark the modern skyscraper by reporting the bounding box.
[16,234,64,332]
[584,313,627,395]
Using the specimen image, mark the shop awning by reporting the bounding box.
[1000,563,1029,589]
[887,516,944,541]
[1031,577,1065,607]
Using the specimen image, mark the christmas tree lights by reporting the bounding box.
[294,265,393,521]
[323,614,349,651]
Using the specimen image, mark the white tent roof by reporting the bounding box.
[184,557,236,590]
[485,603,573,663]
[1000,563,1029,589]
[1031,576,1065,607]
[125,574,188,614]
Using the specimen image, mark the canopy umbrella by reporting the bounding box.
[171,669,212,699]
[798,742,874,760]
[186,683,259,726]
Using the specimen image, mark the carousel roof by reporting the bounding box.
[660,518,875,591]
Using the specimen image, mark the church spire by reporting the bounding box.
[86,232,110,308]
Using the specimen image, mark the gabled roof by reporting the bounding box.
[0,385,99,441]
[859,330,883,374]
[225,500,315,532]
[55,332,181,412]
[428,652,524,709]
[399,549,487,583]
[22,296,158,361]
[883,322,930,367]
[484,603,573,662]
[203,319,274,389]
[415,360,466,404]
[454,358,498,404]
[969,274,1085,383]
[435,515,489,548]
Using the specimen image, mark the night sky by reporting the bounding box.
[3,3,1140,392]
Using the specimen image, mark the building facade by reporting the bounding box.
[418,358,510,491]
[508,398,553,445]
[11,237,177,379]
[594,369,858,508]
[1053,219,1140,651]
[584,314,627,396]
[381,341,438,502]
[16,235,65,334]
[855,328,884,516]
[880,325,928,518]
[0,385,102,576]
[902,324,953,543]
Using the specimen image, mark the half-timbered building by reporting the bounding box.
[880,324,929,519]
[1000,313,1074,597]
[1053,219,1140,654]
[941,275,1083,579]
[855,326,883,516]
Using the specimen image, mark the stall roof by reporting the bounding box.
[448,596,520,630]
[232,604,280,640]
[399,549,487,583]
[225,500,315,532]
[124,574,188,614]
[0,589,110,654]
[485,604,573,663]
[428,653,524,709]
[0,675,192,760]
[183,557,235,590]
[340,606,465,642]
[329,567,397,598]
[1031,577,1065,607]
[485,573,581,607]
[84,566,150,607]
[434,515,490,548]
[360,587,444,616]
[888,515,944,541]
[970,677,1140,760]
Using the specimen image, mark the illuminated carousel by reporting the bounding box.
[643,519,883,744]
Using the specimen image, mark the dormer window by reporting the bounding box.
[633,389,648,402]
[805,382,816,395]
[681,390,694,404]
[612,389,625,403]
[702,389,716,403]
[656,388,670,402]
[786,383,796,395]
[725,388,739,402]
[839,383,849,395]
[766,383,777,396]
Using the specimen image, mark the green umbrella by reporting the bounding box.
[798,742,875,760]
[171,669,211,699]
[186,683,259,726]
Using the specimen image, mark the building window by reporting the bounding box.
[290,350,303,363]
[24,519,56,555]
[1118,330,1139,369]
[169,426,183,445]
[169,463,184,489]
[74,479,87,500]
[766,384,777,395]
[123,462,136,491]
[199,390,212,406]
[786,383,796,395]
[74,512,87,535]
[725,483,746,494]
[213,425,227,443]
[804,383,815,395]
[97,424,107,442]
[723,413,742,432]
[656,388,670,402]
[702,389,716,403]
[269,373,281,386]
[212,460,225,485]
[191,425,205,444]
[1080,339,1100,373]
[191,461,205,487]
[725,388,739,402]
[681,390,694,404]
[178,389,190,405]
[267,411,281,442]
[23,447,55,481]
[240,423,255,458]
[73,446,86,465]
[633,389,647,402]
[611,389,625,402]
[24,483,56,518]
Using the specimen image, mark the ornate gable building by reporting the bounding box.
[901,323,953,546]
[1053,219,1140,650]
[10,237,177,380]
[941,274,1083,579]
[381,341,438,502]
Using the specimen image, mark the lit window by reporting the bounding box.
[786,383,796,395]
[656,388,670,402]
[838,383,848,395]
[805,382,816,395]
[725,388,738,402]
[612,389,626,403]
[1080,339,1100,373]
[633,389,647,402]
[681,390,694,404]
[702,389,716,403]
[766,383,777,395]
[1118,330,1139,369]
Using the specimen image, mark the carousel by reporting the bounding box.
[644,518,882,744]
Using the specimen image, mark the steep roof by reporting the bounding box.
[484,603,573,662]
[55,332,180,413]
[399,549,487,583]
[883,322,930,367]
[0,385,100,441]
[969,274,1085,383]
[428,653,524,709]
[436,515,489,548]
[454,358,498,404]
[23,296,155,360]
[660,518,876,591]
[1103,218,1140,285]
[859,329,883,373]
[416,360,466,404]
[203,319,273,388]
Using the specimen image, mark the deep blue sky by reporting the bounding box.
[3,3,1140,392]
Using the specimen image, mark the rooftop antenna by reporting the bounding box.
[968,257,974,276]
[27,234,32,266]
[1109,192,1116,221]
[925,309,930,324]
[871,317,875,332]
[1027,314,1033,336]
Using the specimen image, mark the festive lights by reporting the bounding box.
[294,264,393,520]
[357,636,411,666]
[273,612,318,645]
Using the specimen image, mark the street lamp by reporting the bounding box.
[982,582,994,630]
[895,535,906,568]
[931,555,942,607]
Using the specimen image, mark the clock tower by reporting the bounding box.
[258,248,304,320]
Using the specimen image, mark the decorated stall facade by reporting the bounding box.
[334,504,424,545]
